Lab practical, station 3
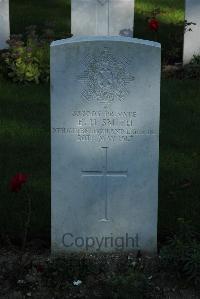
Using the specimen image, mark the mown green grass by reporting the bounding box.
[134,0,184,63]
[135,0,184,23]
[0,77,50,239]
[1,0,200,241]
[159,79,200,238]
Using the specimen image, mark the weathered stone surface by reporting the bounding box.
[71,0,134,37]
[51,36,161,253]
[183,0,200,64]
[0,0,10,49]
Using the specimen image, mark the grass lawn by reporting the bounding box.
[0,77,51,240]
[0,0,200,244]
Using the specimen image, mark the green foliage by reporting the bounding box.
[190,55,200,66]
[160,218,200,285]
[0,26,53,84]
[182,55,200,79]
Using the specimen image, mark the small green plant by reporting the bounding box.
[190,54,200,66]
[183,242,200,284]
[182,54,200,79]
[1,26,53,84]
[160,218,200,285]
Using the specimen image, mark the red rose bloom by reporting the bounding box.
[10,173,28,192]
[36,264,44,273]
[149,18,159,32]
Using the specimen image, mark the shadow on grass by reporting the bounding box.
[10,0,71,37]
[0,79,50,239]
[134,12,184,63]
[158,79,200,240]
[0,78,200,243]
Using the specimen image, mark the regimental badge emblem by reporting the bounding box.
[79,48,135,104]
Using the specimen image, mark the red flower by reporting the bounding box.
[36,264,44,273]
[10,173,28,192]
[149,18,159,32]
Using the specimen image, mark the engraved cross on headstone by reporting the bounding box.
[81,147,128,222]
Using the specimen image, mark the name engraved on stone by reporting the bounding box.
[52,109,155,143]
[81,147,128,222]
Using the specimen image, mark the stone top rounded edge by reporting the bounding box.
[50,36,161,49]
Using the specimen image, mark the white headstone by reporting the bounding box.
[51,36,161,254]
[71,0,134,37]
[183,0,200,64]
[0,0,10,49]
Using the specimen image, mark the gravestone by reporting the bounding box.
[0,0,10,49]
[51,36,161,253]
[71,0,134,37]
[183,0,200,64]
